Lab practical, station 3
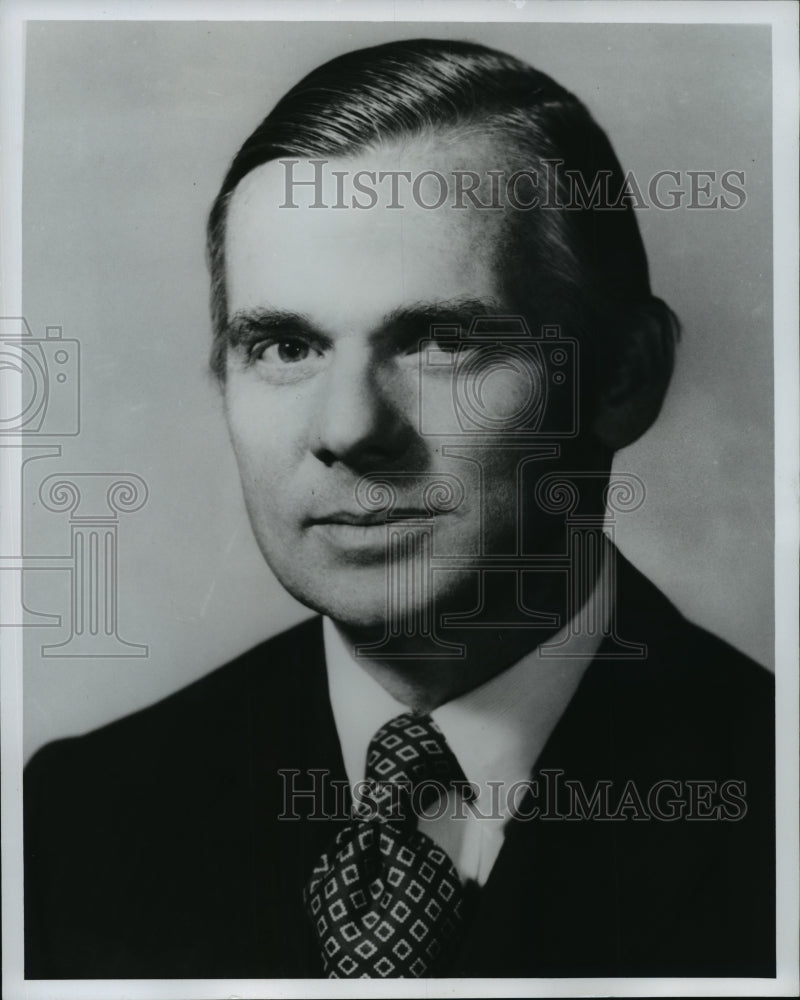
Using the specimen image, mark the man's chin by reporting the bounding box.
[264,549,476,636]
[271,569,390,633]
[291,594,395,635]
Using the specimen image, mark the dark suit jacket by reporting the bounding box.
[24,555,775,979]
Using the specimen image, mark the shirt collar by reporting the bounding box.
[324,540,610,823]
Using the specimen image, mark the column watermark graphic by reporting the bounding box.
[352,315,648,659]
[0,317,148,657]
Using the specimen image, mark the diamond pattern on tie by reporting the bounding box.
[303,713,468,978]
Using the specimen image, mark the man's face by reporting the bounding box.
[223,140,563,629]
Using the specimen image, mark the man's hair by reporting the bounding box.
[207,38,678,434]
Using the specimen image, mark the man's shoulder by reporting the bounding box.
[24,615,330,979]
[578,551,774,772]
[25,614,325,788]
[613,549,771,674]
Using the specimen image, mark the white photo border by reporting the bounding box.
[1,2,797,998]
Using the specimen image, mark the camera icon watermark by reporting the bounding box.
[352,311,646,660]
[0,317,80,436]
[418,316,578,439]
[0,316,148,655]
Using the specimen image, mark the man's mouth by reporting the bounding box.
[308,509,431,527]
[306,509,440,559]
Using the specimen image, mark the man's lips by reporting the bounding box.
[306,509,442,559]
[306,509,433,526]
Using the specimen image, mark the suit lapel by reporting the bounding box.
[448,551,683,976]
[244,616,350,975]
[447,657,622,976]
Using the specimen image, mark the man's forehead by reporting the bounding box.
[227,136,514,235]
[229,128,512,204]
[224,138,515,331]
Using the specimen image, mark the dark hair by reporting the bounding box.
[206,37,678,432]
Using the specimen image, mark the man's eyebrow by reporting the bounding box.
[223,298,506,347]
[378,298,506,334]
[224,309,327,346]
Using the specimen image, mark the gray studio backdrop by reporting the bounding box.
[21,20,773,761]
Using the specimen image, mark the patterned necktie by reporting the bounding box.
[304,712,469,978]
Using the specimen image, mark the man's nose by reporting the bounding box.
[309,348,414,470]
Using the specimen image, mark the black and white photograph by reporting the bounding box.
[1,1,798,997]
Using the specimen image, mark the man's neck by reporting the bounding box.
[331,628,557,713]
[330,533,606,713]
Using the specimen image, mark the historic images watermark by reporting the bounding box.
[279,159,748,212]
[278,768,749,823]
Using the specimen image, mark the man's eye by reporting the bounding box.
[255,338,316,364]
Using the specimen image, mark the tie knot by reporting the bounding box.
[365,712,465,791]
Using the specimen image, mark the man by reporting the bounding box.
[25,39,774,980]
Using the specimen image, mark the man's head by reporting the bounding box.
[207,39,678,629]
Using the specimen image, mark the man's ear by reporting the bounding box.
[590,299,679,452]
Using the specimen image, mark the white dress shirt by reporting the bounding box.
[324,547,610,887]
